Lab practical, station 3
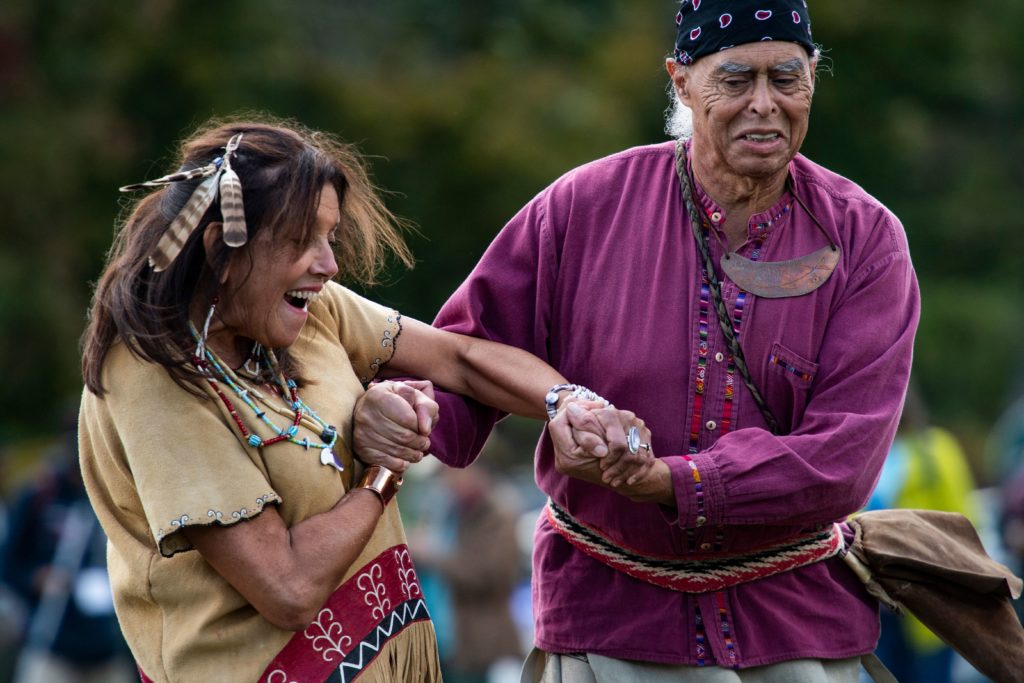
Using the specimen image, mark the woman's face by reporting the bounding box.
[207,183,340,365]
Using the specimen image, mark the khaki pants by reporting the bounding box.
[521,649,862,683]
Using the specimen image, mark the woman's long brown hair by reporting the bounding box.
[82,115,413,396]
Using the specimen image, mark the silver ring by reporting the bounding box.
[640,443,651,452]
[626,426,640,455]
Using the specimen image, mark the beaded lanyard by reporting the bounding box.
[190,325,343,471]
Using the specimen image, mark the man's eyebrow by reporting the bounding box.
[715,58,806,75]
[771,58,806,73]
[717,62,752,74]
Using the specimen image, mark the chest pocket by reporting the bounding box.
[766,341,819,425]
[767,341,818,388]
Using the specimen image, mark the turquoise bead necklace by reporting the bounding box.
[190,324,342,471]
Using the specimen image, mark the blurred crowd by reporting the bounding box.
[0,412,134,683]
[1,387,1022,683]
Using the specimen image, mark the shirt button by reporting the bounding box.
[714,352,725,362]
[711,211,723,223]
[705,420,717,431]
[695,515,707,527]
[700,542,712,551]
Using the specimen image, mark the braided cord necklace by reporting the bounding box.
[190,325,343,470]
[674,140,781,435]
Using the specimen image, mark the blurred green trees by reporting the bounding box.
[1,1,1021,480]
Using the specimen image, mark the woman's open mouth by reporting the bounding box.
[284,289,321,310]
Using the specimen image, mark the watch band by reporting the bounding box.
[358,465,403,506]
[545,383,577,421]
[544,383,610,421]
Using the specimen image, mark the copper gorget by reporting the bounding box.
[675,142,840,299]
[719,243,839,299]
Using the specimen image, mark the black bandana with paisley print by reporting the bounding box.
[674,0,815,65]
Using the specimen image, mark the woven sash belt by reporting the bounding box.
[546,500,844,593]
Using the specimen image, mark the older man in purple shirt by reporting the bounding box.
[356,1,918,680]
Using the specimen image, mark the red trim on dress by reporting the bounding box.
[137,544,429,683]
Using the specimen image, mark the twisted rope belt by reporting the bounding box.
[546,499,843,593]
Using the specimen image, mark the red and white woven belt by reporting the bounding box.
[545,499,844,593]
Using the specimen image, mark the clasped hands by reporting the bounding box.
[353,381,667,503]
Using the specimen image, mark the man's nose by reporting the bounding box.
[748,77,778,117]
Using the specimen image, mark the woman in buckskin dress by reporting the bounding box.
[77,118,601,683]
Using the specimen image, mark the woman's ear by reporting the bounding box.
[202,222,231,284]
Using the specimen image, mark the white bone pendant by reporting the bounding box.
[320,449,343,472]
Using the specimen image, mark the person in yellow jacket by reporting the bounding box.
[864,381,978,683]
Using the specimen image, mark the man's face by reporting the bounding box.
[669,41,816,181]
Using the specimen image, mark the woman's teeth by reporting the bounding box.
[284,290,320,309]
[745,133,779,141]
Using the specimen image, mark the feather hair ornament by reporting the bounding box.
[119,133,246,271]
[218,134,247,247]
[147,172,221,271]
[118,160,221,192]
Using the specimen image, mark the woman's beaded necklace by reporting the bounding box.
[190,325,343,471]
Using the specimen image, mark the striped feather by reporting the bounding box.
[218,166,247,247]
[119,162,219,192]
[149,172,221,271]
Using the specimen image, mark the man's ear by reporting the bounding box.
[665,59,691,105]
[202,222,231,284]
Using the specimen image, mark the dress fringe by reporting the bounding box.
[357,621,442,683]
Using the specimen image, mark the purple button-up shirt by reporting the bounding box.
[428,141,919,667]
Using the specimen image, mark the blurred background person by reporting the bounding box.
[864,380,979,683]
[1001,464,1024,623]
[989,387,1024,624]
[986,385,1024,487]
[409,462,525,683]
[0,451,26,683]
[0,413,134,683]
